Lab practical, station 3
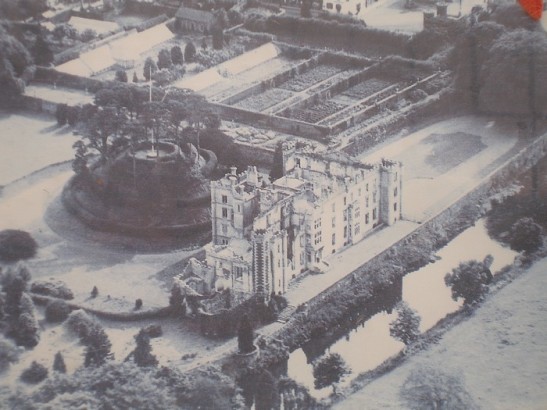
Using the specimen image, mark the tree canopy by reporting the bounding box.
[444,259,492,305]
[400,364,478,410]
[0,230,37,263]
[312,353,350,393]
[389,301,421,346]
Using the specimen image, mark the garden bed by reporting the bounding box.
[234,88,294,112]
[278,65,342,92]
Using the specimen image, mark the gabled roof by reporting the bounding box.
[176,6,215,24]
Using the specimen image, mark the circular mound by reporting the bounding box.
[62,141,217,247]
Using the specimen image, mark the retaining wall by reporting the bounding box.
[277,131,547,344]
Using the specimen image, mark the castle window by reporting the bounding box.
[222,208,228,218]
[314,218,322,229]
[365,213,369,224]
[355,223,360,236]
[395,172,398,181]
[394,203,398,211]
[332,217,336,228]
[237,204,241,212]
[373,192,377,203]
[314,231,322,245]
[344,196,347,206]
[394,187,398,197]
[332,203,335,212]
[222,195,228,204]
[366,183,369,192]
[354,207,360,218]
[373,208,377,220]
[365,196,369,207]
[222,224,228,235]
[344,226,348,238]
[332,233,336,245]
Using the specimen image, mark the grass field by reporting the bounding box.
[0,111,78,186]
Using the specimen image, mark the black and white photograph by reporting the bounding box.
[0,0,545,408]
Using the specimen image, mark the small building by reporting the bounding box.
[175,6,215,33]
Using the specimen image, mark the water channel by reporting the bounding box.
[284,218,518,399]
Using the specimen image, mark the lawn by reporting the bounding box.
[0,111,78,186]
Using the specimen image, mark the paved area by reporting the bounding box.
[360,116,519,222]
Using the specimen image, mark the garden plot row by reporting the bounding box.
[277,64,343,92]
[234,88,294,111]
[341,78,391,101]
[281,100,348,124]
[318,80,398,125]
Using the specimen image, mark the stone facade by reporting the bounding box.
[199,143,402,300]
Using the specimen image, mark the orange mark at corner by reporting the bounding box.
[518,0,543,20]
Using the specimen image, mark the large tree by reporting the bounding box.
[400,364,478,410]
[389,301,421,346]
[132,329,158,367]
[81,106,126,161]
[508,217,543,254]
[312,353,349,394]
[84,326,113,367]
[479,29,547,117]
[143,57,158,81]
[444,259,492,305]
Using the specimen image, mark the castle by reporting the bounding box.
[182,143,403,301]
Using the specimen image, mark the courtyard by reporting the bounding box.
[359,116,520,222]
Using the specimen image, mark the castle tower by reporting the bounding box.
[252,230,270,300]
[379,160,403,226]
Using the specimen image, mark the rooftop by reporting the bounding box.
[175,6,215,23]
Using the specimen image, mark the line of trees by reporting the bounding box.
[64,84,220,174]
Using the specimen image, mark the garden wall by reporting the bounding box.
[34,67,110,92]
[211,103,331,142]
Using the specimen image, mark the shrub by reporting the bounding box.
[0,230,37,263]
[15,312,39,348]
[30,281,74,300]
[53,351,66,373]
[508,217,543,254]
[45,300,71,323]
[444,260,491,305]
[91,286,98,298]
[389,301,421,346]
[142,324,162,338]
[157,48,172,70]
[185,42,196,62]
[115,70,128,83]
[171,45,183,65]
[0,336,19,373]
[238,314,255,354]
[20,361,48,384]
[65,309,97,341]
[135,299,143,310]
